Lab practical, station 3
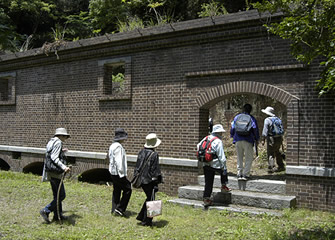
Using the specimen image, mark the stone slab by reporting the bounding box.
[178,185,296,209]
[198,175,286,194]
[168,198,283,216]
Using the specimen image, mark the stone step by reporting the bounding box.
[168,198,283,216]
[178,185,296,210]
[198,175,286,194]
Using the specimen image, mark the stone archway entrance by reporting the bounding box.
[196,81,300,179]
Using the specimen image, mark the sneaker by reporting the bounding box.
[203,198,213,207]
[114,209,124,216]
[221,185,231,192]
[40,209,50,224]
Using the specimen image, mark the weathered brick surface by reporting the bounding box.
[0,10,334,208]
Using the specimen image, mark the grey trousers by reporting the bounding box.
[236,140,254,177]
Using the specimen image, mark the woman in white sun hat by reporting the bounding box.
[40,128,71,224]
[134,133,163,226]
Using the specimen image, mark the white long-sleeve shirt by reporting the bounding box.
[109,142,127,178]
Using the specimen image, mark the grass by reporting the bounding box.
[0,171,335,240]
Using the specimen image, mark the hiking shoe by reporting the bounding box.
[52,215,68,222]
[40,209,50,224]
[203,198,213,207]
[274,167,285,172]
[221,185,231,192]
[114,209,124,216]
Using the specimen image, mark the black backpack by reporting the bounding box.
[234,113,252,136]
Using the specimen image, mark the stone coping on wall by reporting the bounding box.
[0,10,282,63]
[286,165,335,178]
[0,145,198,167]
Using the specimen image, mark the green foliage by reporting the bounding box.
[65,11,97,40]
[112,72,125,92]
[198,0,228,18]
[254,0,335,95]
[117,16,144,33]
[89,0,128,34]
[0,8,20,52]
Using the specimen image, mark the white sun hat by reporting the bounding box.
[261,106,276,117]
[144,133,161,148]
[212,124,226,133]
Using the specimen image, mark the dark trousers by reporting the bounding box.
[136,182,157,224]
[267,136,284,169]
[44,177,66,218]
[203,166,228,199]
[110,175,132,213]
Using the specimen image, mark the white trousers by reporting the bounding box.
[236,140,254,177]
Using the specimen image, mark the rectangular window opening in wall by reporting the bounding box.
[0,78,9,101]
[104,63,125,95]
[98,57,131,101]
[0,72,16,105]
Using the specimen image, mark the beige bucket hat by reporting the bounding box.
[144,133,161,148]
[54,128,70,137]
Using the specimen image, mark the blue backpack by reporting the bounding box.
[270,117,284,136]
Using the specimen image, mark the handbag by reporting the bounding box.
[44,141,66,174]
[146,189,162,218]
[131,151,155,188]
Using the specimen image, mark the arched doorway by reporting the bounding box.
[78,168,112,184]
[0,158,10,171]
[196,81,300,180]
[23,162,44,175]
[209,93,287,179]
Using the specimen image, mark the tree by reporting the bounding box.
[254,0,335,95]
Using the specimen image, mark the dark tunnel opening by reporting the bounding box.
[78,168,113,184]
[0,158,10,171]
[22,162,44,175]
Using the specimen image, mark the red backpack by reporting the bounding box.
[197,136,218,162]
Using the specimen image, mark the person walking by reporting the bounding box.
[230,104,260,181]
[108,128,132,217]
[134,133,163,226]
[261,106,285,173]
[40,128,71,223]
[197,124,231,207]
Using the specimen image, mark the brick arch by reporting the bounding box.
[196,81,299,109]
[196,80,301,166]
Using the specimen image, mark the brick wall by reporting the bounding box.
[0,10,334,209]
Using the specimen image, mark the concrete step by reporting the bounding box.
[178,185,296,210]
[168,198,283,216]
[198,175,286,194]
